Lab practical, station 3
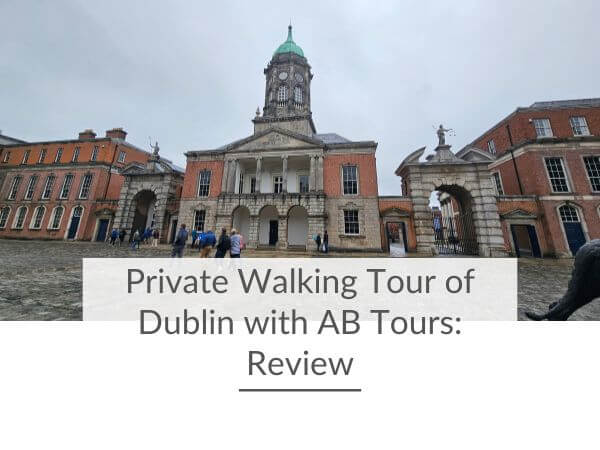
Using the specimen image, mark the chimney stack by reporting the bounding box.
[105,127,127,140]
[78,129,97,140]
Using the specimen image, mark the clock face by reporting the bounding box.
[278,71,288,80]
[295,73,303,83]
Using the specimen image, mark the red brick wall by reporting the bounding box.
[323,153,378,197]
[181,160,224,199]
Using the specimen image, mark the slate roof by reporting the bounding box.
[314,133,351,144]
[529,98,600,109]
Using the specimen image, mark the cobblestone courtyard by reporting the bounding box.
[0,240,598,320]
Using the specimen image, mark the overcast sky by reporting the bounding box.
[1,0,599,194]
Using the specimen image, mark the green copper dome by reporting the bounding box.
[273,25,304,58]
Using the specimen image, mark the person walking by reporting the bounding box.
[315,233,322,253]
[323,230,329,253]
[110,228,118,246]
[191,229,198,248]
[230,229,242,258]
[214,228,230,258]
[152,228,160,247]
[131,229,141,250]
[171,224,188,258]
[119,229,126,247]
[200,229,216,258]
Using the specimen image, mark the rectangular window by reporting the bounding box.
[492,172,504,195]
[238,172,244,194]
[273,176,283,194]
[197,170,211,197]
[299,174,309,193]
[250,177,257,193]
[72,147,80,162]
[545,157,570,192]
[14,207,27,229]
[570,117,590,136]
[344,210,360,235]
[533,118,553,137]
[0,207,10,228]
[60,174,74,199]
[22,149,30,164]
[42,175,55,199]
[8,176,22,200]
[31,207,45,229]
[79,174,93,199]
[584,156,600,192]
[194,210,206,232]
[24,175,38,200]
[118,151,126,163]
[91,146,99,162]
[49,207,64,229]
[2,151,10,163]
[54,148,63,163]
[487,139,496,154]
[39,148,47,163]
[342,165,358,195]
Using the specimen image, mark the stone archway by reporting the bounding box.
[232,205,251,242]
[259,205,280,246]
[130,190,157,235]
[287,205,309,248]
[396,144,506,257]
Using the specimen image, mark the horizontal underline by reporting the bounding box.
[238,388,362,392]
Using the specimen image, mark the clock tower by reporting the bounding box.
[253,25,316,137]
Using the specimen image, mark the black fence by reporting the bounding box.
[432,212,478,255]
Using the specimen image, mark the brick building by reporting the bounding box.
[0,128,153,241]
[457,98,600,257]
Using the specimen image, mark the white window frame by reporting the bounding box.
[197,170,211,197]
[54,148,63,163]
[294,86,303,104]
[38,148,47,163]
[24,175,38,200]
[544,157,571,193]
[91,146,99,162]
[30,206,46,229]
[277,86,288,102]
[533,118,553,138]
[41,175,55,200]
[273,175,283,194]
[193,210,206,232]
[570,116,590,136]
[48,206,65,230]
[492,172,504,195]
[59,174,74,199]
[487,139,496,154]
[22,149,30,164]
[238,171,244,194]
[250,176,257,194]
[118,151,126,163]
[8,176,22,200]
[72,147,80,162]
[0,206,11,229]
[12,206,28,230]
[583,155,600,192]
[343,209,360,235]
[342,165,359,195]
[78,173,93,199]
[298,173,309,193]
[2,151,10,163]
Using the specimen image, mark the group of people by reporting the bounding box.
[171,225,244,258]
[108,227,160,248]
[314,230,329,253]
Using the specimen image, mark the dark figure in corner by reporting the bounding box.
[526,239,600,320]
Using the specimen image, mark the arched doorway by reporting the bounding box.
[131,190,156,235]
[430,184,478,255]
[558,204,587,256]
[67,205,84,240]
[232,206,251,241]
[287,205,308,248]
[259,205,279,246]
[385,222,408,256]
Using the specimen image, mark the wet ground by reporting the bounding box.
[0,239,598,320]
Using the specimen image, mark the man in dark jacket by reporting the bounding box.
[200,230,216,257]
[171,224,188,258]
[214,228,230,258]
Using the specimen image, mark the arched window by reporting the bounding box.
[12,206,28,229]
[30,206,46,229]
[0,206,11,229]
[559,204,579,223]
[277,86,288,102]
[48,206,65,230]
[294,86,303,104]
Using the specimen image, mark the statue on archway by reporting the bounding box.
[437,124,453,146]
[526,239,600,320]
[149,139,160,159]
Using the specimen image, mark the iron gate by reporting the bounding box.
[432,212,478,255]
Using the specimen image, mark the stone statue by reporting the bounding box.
[149,140,160,159]
[526,239,600,320]
[437,124,453,146]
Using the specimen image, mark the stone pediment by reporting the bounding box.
[456,146,496,162]
[500,209,538,220]
[226,128,323,152]
[121,159,179,176]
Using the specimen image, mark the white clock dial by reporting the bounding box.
[278,72,288,80]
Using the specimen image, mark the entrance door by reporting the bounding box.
[96,219,109,242]
[170,219,178,244]
[510,224,541,257]
[386,222,407,257]
[269,220,278,245]
[559,205,586,256]
[67,206,83,239]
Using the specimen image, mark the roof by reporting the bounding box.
[314,133,351,144]
[0,134,27,145]
[273,25,304,58]
[528,98,600,109]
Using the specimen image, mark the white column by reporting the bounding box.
[221,159,229,192]
[282,156,288,193]
[255,157,262,193]
[309,155,316,192]
[228,159,237,193]
[317,155,324,191]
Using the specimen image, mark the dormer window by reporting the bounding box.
[118,151,126,163]
[294,86,303,104]
[533,118,553,137]
[570,117,590,136]
[487,139,496,154]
